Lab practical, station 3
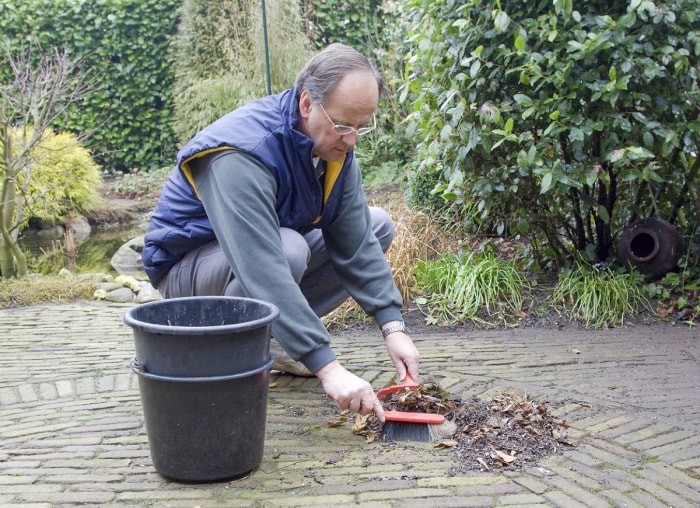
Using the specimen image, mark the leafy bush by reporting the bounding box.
[171,76,259,145]
[398,0,700,270]
[300,0,387,50]
[3,128,102,229]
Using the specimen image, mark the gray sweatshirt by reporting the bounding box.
[192,150,404,373]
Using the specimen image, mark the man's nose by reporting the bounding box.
[341,131,358,145]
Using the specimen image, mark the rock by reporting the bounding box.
[33,224,65,241]
[78,272,111,283]
[98,282,123,292]
[58,268,74,278]
[89,271,160,303]
[63,212,91,243]
[103,287,135,303]
[135,285,161,303]
[114,274,141,289]
[111,236,147,279]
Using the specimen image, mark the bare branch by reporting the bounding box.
[1,42,98,278]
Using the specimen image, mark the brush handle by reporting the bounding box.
[376,372,421,398]
[403,372,418,387]
[384,410,445,424]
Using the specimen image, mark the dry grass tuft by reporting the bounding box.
[0,276,97,308]
[387,205,453,303]
[324,203,452,326]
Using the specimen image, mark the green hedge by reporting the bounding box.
[0,0,180,173]
[0,0,401,174]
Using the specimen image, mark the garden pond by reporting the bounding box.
[19,222,146,277]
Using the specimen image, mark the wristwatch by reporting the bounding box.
[381,321,409,339]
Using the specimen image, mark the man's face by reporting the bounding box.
[298,70,379,162]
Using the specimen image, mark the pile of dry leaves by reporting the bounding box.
[336,384,576,473]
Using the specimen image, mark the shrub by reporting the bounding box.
[170,0,314,144]
[398,0,700,270]
[3,127,102,230]
[0,0,180,173]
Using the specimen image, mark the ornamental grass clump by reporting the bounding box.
[413,248,530,327]
[0,275,97,308]
[552,261,652,329]
[324,203,452,327]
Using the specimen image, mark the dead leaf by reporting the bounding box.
[491,448,517,465]
[326,417,348,428]
[364,431,378,443]
[352,413,372,433]
[433,440,458,449]
[525,424,541,436]
[477,457,490,470]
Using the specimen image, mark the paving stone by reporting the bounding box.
[1,302,698,507]
[598,488,647,508]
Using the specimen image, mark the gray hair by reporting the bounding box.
[295,43,383,103]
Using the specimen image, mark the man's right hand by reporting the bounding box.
[316,360,386,422]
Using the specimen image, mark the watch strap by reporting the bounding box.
[381,322,408,339]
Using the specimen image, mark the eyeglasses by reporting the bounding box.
[318,103,376,136]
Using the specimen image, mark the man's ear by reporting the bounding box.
[298,90,312,120]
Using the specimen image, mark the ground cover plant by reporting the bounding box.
[552,259,654,329]
[412,248,530,327]
[0,274,96,307]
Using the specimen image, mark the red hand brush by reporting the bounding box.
[378,373,456,442]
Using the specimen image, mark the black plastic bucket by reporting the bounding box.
[124,296,280,482]
[124,296,279,377]
[131,357,274,482]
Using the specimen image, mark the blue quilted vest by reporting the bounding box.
[142,87,352,287]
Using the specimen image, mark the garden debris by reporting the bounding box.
[347,384,575,473]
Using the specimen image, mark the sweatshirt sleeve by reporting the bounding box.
[193,151,336,373]
[322,158,405,327]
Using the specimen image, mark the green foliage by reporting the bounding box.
[300,0,387,50]
[171,76,259,144]
[352,3,419,190]
[644,229,700,324]
[413,247,530,326]
[0,0,180,173]
[552,260,652,329]
[407,162,447,210]
[108,166,171,200]
[2,128,101,229]
[356,159,405,190]
[170,0,314,144]
[398,0,700,270]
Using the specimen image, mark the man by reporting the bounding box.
[142,43,419,421]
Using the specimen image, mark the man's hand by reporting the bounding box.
[316,360,386,422]
[384,328,420,382]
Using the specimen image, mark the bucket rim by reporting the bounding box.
[131,355,275,382]
[123,296,280,335]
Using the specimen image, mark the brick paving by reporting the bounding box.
[1,301,699,507]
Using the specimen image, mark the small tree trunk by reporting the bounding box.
[0,176,27,278]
